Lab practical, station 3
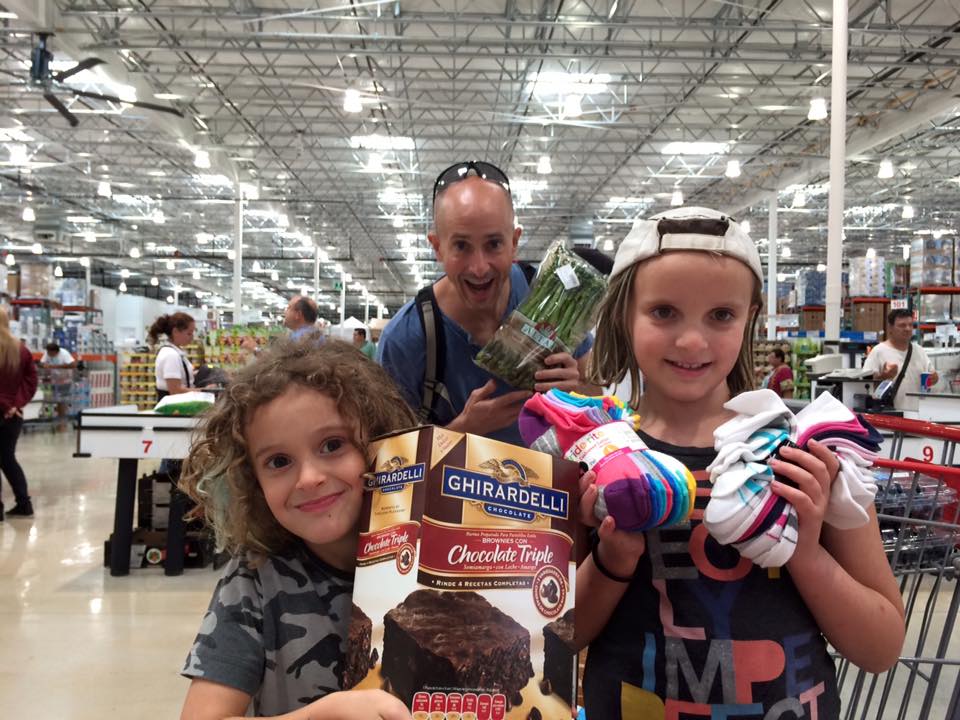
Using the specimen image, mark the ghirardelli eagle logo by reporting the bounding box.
[477,458,539,486]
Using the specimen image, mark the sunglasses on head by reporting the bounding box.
[432,161,511,204]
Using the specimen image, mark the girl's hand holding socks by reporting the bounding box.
[579,470,648,579]
[706,389,880,567]
[520,389,696,532]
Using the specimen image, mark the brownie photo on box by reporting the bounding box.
[381,589,534,706]
[343,603,372,689]
[541,609,575,706]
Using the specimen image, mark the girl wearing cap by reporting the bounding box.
[576,207,903,718]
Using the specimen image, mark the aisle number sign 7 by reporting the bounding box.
[142,439,153,454]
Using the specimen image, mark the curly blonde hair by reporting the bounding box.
[589,260,762,409]
[180,338,416,555]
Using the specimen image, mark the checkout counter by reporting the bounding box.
[75,405,200,577]
[806,346,960,461]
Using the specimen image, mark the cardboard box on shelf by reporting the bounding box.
[18,262,53,298]
[851,301,889,332]
[800,307,825,331]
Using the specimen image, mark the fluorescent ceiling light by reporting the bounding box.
[118,281,127,292]
[602,239,614,252]
[671,189,683,206]
[193,269,201,280]
[166,259,176,270]
[129,247,141,258]
[537,155,552,175]
[792,189,806,208]
[877,159,895,179]
[528,71,611,96]
[0,11,18,18]
[350,134,415,151]
[194,150,211,169]
[196,232,213,244]
[120,268,130,279]
[781,246,792,258]
[662,141,729,155]
[562,94,583,118]
[866,247,876,259]
[97,180,112,198]
[31,242,42,254]
[367,153,384,173]
[54,265,63,277]
[758,105,793,112]
[150,276,159,286]
[197,173,232,186]
[154,93,183,100]
[343,89,363,113]
[740,220,751,234]
[393,216,405,229]
[22,206,35,222]
[725,159,741,178]
[67,215,98,223]
[808,97,828,121]
[79,257,90,268]
[0,128,32,142]
[9,143,29,165]
[902,204,915,219]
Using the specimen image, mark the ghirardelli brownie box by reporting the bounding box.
[346,426,580,720]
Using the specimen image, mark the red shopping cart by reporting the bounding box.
[836,414,960,720]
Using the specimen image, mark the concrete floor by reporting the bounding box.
[0,430,214,719]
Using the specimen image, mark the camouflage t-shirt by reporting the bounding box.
[182,543,354,715]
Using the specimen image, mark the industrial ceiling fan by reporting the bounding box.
[28,32,184,127]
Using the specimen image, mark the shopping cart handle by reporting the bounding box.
[863,413,960,443]
[873,457,960,481]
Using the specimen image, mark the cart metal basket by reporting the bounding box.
[837,414,960,719]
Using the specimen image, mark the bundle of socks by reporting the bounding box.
[519,390,696,531]
[706,389,882,567]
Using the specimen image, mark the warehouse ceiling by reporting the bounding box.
[0,0,959,320]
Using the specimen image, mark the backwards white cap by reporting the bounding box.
[610,206,763,283]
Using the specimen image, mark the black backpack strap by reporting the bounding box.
[414,285,451,424]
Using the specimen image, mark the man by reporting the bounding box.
[283,295,319,340]
[353,328,376,360]
[38,341,76,428]
[378,160,593,444]
[863,308,938,411]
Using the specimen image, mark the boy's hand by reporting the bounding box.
[768,439,839,569]
[534,352,580,393]
[578,470,646,577]
[310,689,411,720]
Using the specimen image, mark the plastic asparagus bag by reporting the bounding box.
[474,241,607,389]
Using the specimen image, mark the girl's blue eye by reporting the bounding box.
[265,455,292,470]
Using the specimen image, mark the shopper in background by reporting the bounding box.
[39,341,77,428]
[283,294,320,341]
[148,312,196,400]
[352,327,376,360]
[178,340,415,719]
[863,308,938,411]
[762,347,794,399]
[581,207,903,718]
[377,160,594,444]
[0,308,39,520]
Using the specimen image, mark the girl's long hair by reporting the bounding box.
[0,308,22,373]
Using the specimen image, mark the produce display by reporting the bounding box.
[475,241,607,389]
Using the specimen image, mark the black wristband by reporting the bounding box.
[591,540,633,583]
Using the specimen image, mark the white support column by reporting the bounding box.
[234,188,243,325]
[825,0,848,341]
[340,271,346,325]
[313,247,321,298]
[767,195,778,341]
[364,295,370,324]
[377,304,384,320]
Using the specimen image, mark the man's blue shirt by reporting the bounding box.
[377,264,593,446]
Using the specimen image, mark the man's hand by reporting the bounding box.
[3,406,22,420]
[533,352,582,393]
[880,362,899,380]
[447,380,530,435]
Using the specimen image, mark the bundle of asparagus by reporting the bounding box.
[474,241,607,389]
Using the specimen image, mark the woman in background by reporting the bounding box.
[0,308,38,519]
[149,312,196,400]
